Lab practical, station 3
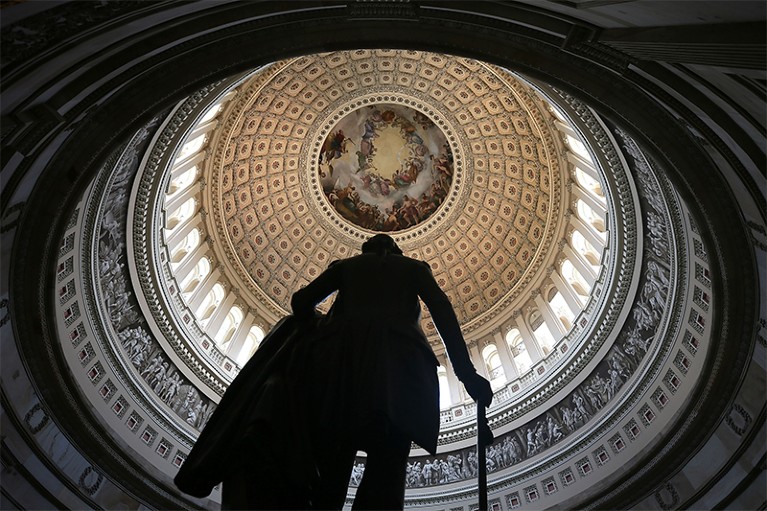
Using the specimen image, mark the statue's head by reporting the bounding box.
[361,234,403,256]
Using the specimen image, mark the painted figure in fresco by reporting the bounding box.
[526,427,537,456]
[319,105,455,234]
[535,421,548,450]
[632,299,656,330]
[350,462,365,486]
[547,415,564,443]
[647,211,669,257]
[321,129,351,165]
[141,354,163,379]
[422,459,437,485]
[447,454,462,481]
[199,403,215,430]
[161,372,181,404]
[466,449,478,477]
[362,120,378,142]
[572,393,590,422]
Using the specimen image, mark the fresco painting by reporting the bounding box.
[318,104,453,232]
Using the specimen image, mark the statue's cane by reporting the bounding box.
[477,404,493,511]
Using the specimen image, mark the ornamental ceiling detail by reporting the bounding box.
[316,102,453,232]
[42,46,714,511]
[207,50,569,335]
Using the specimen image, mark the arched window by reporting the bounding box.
[506,328,532,375]
[250,325,265,346]
[199,102,223,124]
[561,260,590,301]
[531,312,556,355]
[178,133,207,160]
[170,228,200,265]
[197,283,225,325]
[572,230,602,267]
[215,306,243,347]
[549,291,575,330]
[575,168,604,199]
[437,366,451,410]
[565,134,590,160]
[166,197,197,230]
[482,344,506,390]
[180,257,210,296]
[235,326,265,366]
[577,200,606,236]
[168,165,199,195]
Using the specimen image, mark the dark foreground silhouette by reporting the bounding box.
[175,234,492,510]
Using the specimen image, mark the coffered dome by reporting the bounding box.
[201,51,572,339]
[119,48,644,505]
[135,51,622,425]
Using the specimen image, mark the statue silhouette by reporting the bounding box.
[175,234,492,510]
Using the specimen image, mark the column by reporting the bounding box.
[551,269,583,314]
[205,292,237,339]
[563,244,597,283]
[166,214,202,248]
[165,181,201,215]
[170,151,206,180]
[493,331,518,381]
[554,120,577,138]
[187,267,221,312]
[534,293,567,336]
[570,215,606,253]
[442,354,464,405]
[567,151,599,180]
[173,243,209,283]
[468,341,490,378]
[516,318,544,364]
[572,186,606,223]
[226,313,256,357]
[188,118,218,140]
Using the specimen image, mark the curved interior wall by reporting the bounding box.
[50,89,656,507]
[129,63,633,436]
[6,117,757,510]
[1,2,764,511]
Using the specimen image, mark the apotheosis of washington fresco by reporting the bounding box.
[318,104,453,232]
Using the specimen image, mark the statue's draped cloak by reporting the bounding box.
[174,315,315,498]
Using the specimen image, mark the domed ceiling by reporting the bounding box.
[206,50,568,337]
[135,48,632,416]
[39,45,711,511]
[4,3,762,511]
[67,58,704,506]
[9,30,744,511]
